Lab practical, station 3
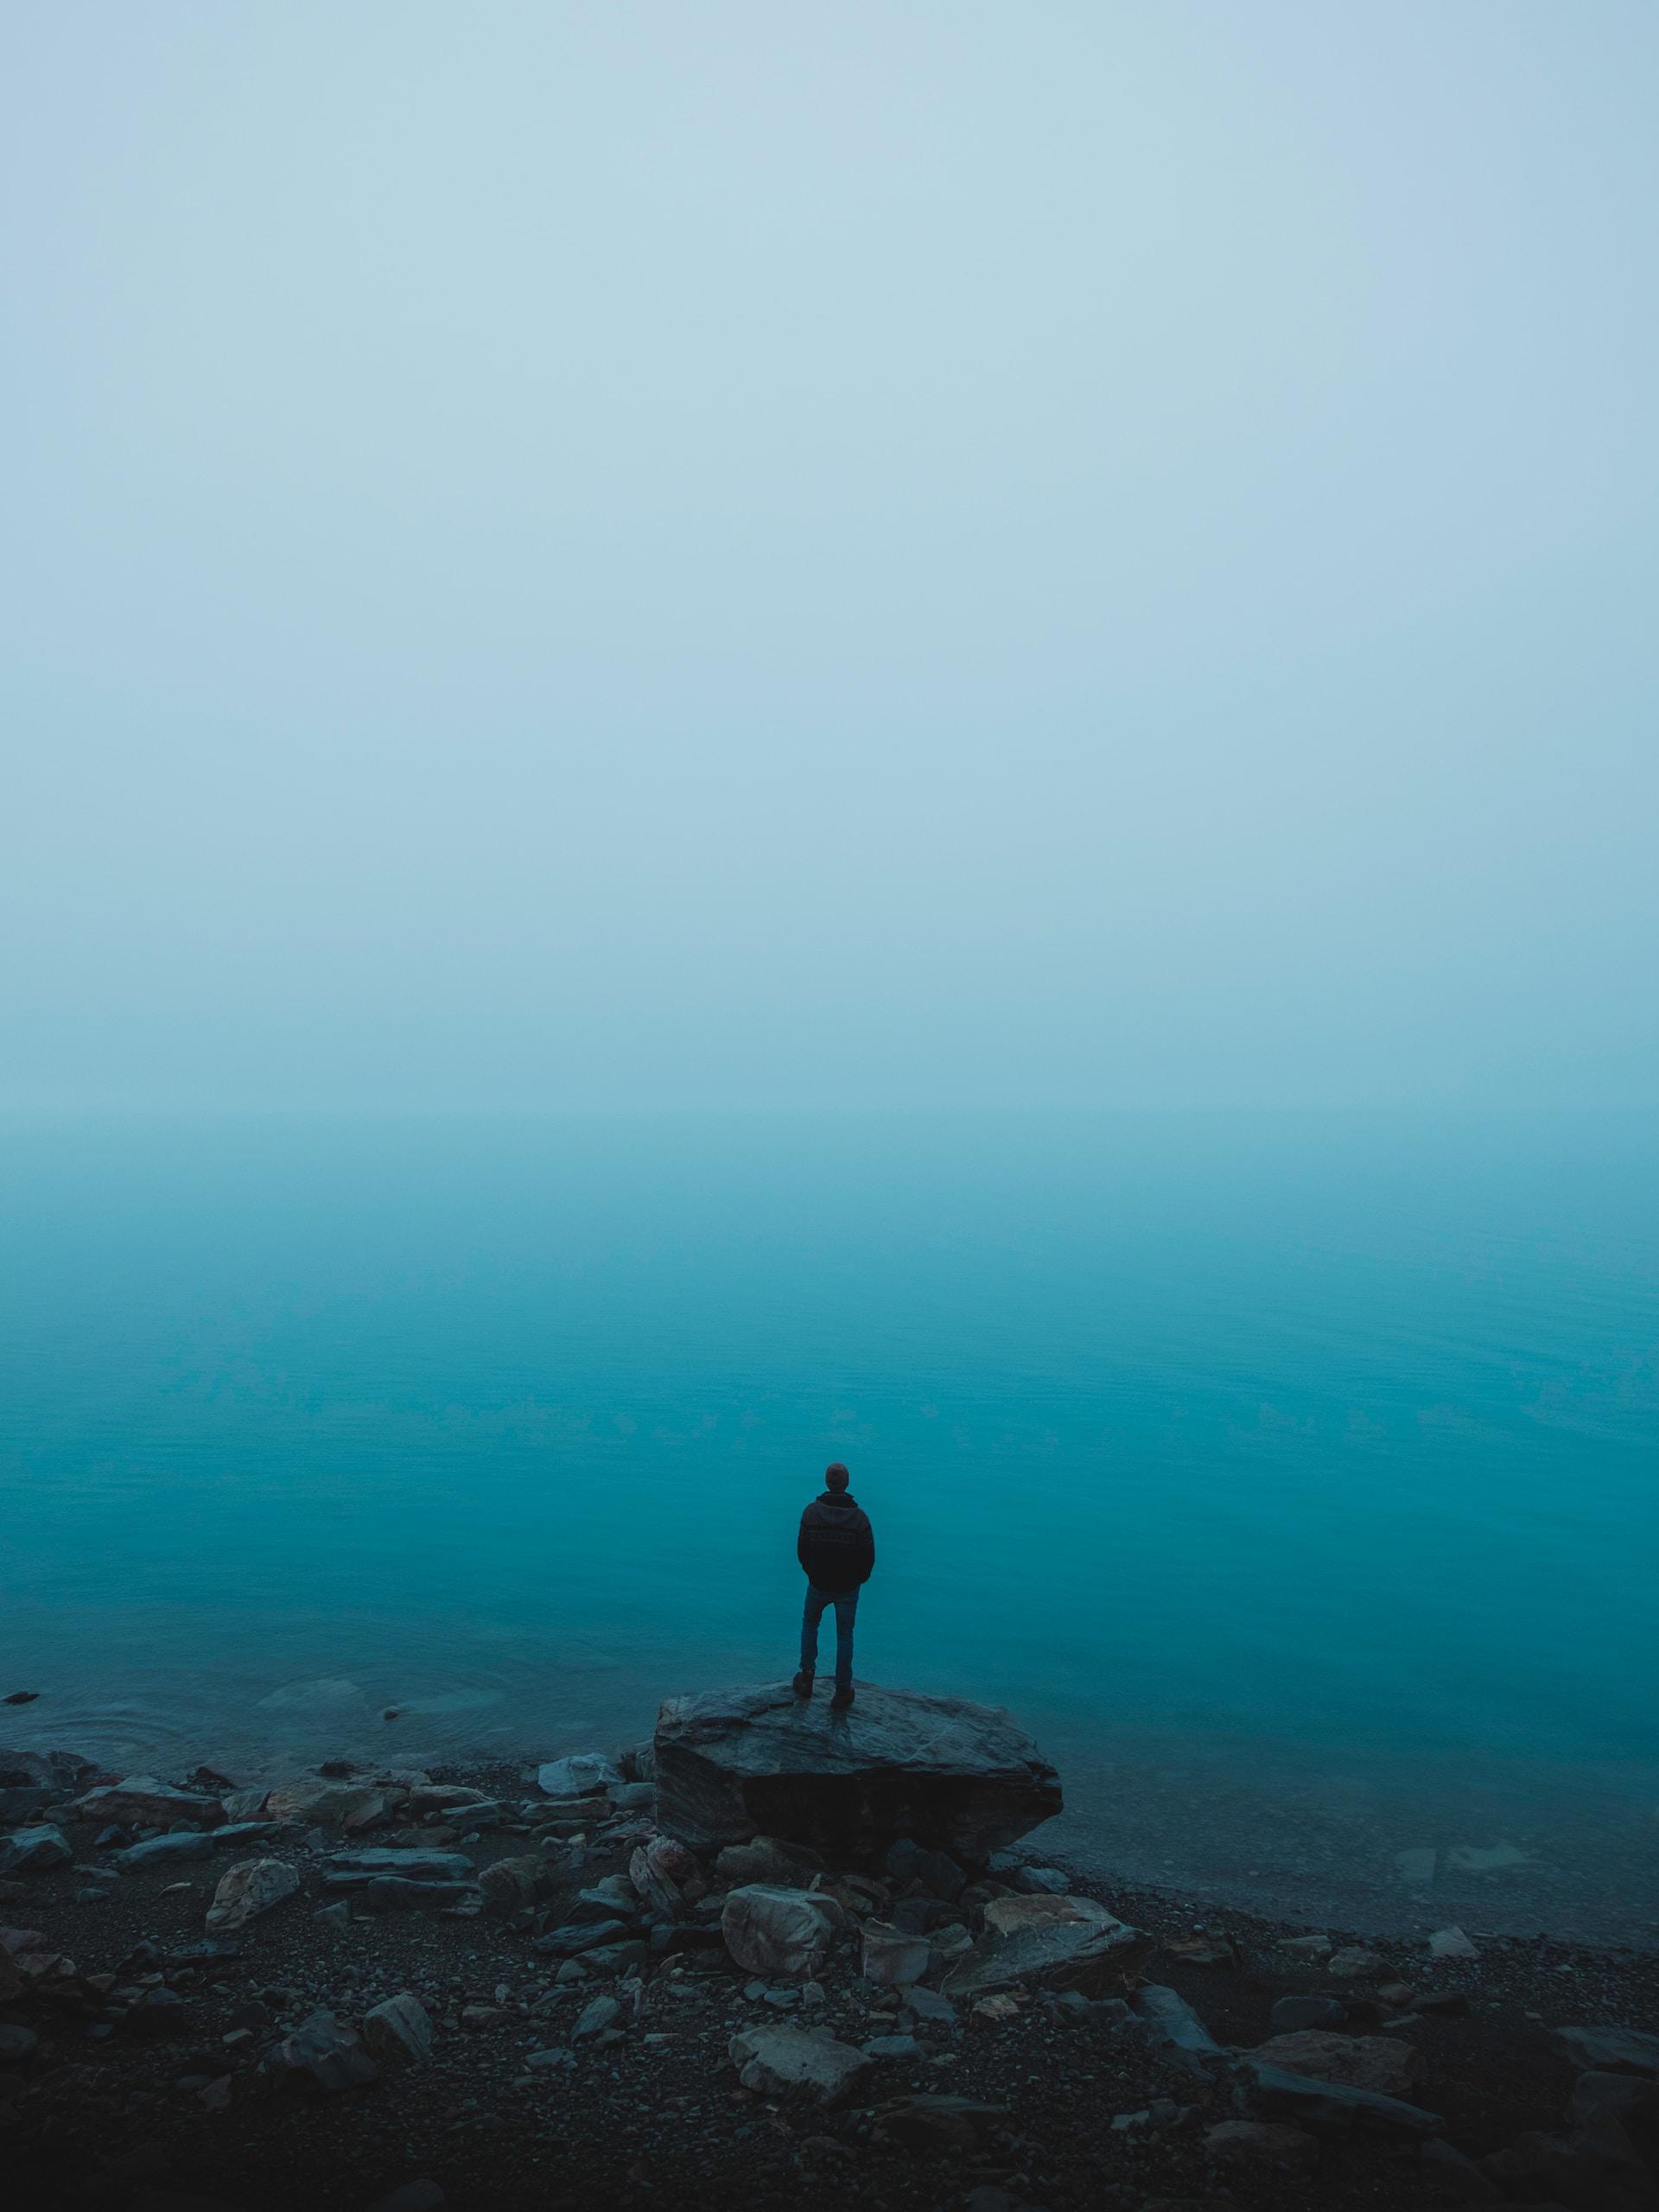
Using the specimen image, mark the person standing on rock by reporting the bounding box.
[793,1460,874,1709]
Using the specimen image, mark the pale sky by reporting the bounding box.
[3,3,1656,1109]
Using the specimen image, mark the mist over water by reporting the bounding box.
[3,1109,1654,1938]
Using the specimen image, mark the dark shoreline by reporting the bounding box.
[3,1740,1657,2212]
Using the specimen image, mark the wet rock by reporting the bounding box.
[1205,2120,1319,2171]
[1549,2025,1659,2078]
[944,1893,1153,1998]
[1251,2030,1420,2097]
[0,1825,72,1873]
[861,1921,937,1985]
[270,2007,378,2092]
[537,1753,623,1800]
[655,1681,1062,1855]
[360,1991,434,2068]
[1428,1925,1479,1960]
[721,1885,845,1979]
[205,1858,300,1931]
[75,1777,226,1829]
[1270,1994,1347,2032]
[729,2023,874,2106]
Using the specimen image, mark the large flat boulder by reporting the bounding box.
[653,1682,1061,1857]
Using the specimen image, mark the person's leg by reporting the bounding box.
[830,1588,858,1688]
[798,1586,829,1686]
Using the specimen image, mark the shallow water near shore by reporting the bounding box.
[2,1109,1656,1942]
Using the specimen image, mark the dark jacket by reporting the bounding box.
[798,1490,875,1594]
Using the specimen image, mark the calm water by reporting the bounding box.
[2,1112,1655,1940]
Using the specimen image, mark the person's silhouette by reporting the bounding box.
[792,1461,874,1709]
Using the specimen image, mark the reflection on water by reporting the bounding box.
[2,1111,1656,1942]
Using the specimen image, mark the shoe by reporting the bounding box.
[830,1683,855,1710]
[791,1671,814,1697]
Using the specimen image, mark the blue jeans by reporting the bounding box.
[800,1584,858,1688]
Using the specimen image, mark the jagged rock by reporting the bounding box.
[1421,2136,1501,2201]
[655,1681,1061,1854]
[1009,1866,1071,1895]
[729,2024,873,2106]
[405,1784,492,1819]
[573,1993,621,2040]
[264,1773,391,1829]
[352,1878,478,1914]
[479,1855,552,1916]
[1243,2061,1441,2133]
[360,1991,434,2068]
[532,1918,629,1957]
[722,1885,845,1979]
[1428,1925,1479,1960]
[944,1893,1153,1998]
[323,1848,474,1884]
[861,1921,937,1986]
[715,1835,826,1887]
[205,1858,300,1931]
[0,1826,72,1873]
[906,1986,959,2027]
[114,1822,284,1871]
[1251,2030,1419,2097]
[270,2006,378,2091]
[865,2032,925,2060]
[886,1838,968,1900]
[1571,2071,1659,2133]
[1549,2026,1659,2078]
[1277,1933,1332,1958]
[537,1753,623,1800]
[1205,2120,1319,2171]
[221,1786,269,1821]
[74,1777,225,1829]
[630,1834,701,1916]
[1131,1985,1228,2069]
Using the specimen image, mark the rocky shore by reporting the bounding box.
[3,1682,1656,2212]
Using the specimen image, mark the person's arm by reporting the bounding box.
[858,1514,875,1582]
[798,1507,811,1574]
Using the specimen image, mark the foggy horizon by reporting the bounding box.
[5,3,1657,1115]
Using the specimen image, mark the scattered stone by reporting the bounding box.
[654,1681,1062,1854]
[479,1854,551,1916]
[537,1753,623,1800]
[971,1994,1020,2024]
[1276,1932,1332,1958]
[1269,1993,1347,2031]
[1251,2029,1420,2097]
[523,2045,575,2070]
[0,1825,72,1873]
[532,1918,628,1957]
[865,2033,925,2060]
[264,1773,390,1830]
[0,2023,41,2063]
[1008,1865,1071,1895]
[205,1858,300,1932]
[1428,1925,1479,1960]
[906,1986,958,2027]
[324,1848,474,1883]
[873,2094,1009,2148]
[1205,2120,1319,2171]
[360,1991,433,2068]
[270,2007,378,2092]
[729,2024,874,2106]
[721,1884,844,1979]
[944,1893,1153,1998]
[354,1878,478,1913]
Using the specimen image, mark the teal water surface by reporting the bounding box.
[1,1112,1655,1938]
